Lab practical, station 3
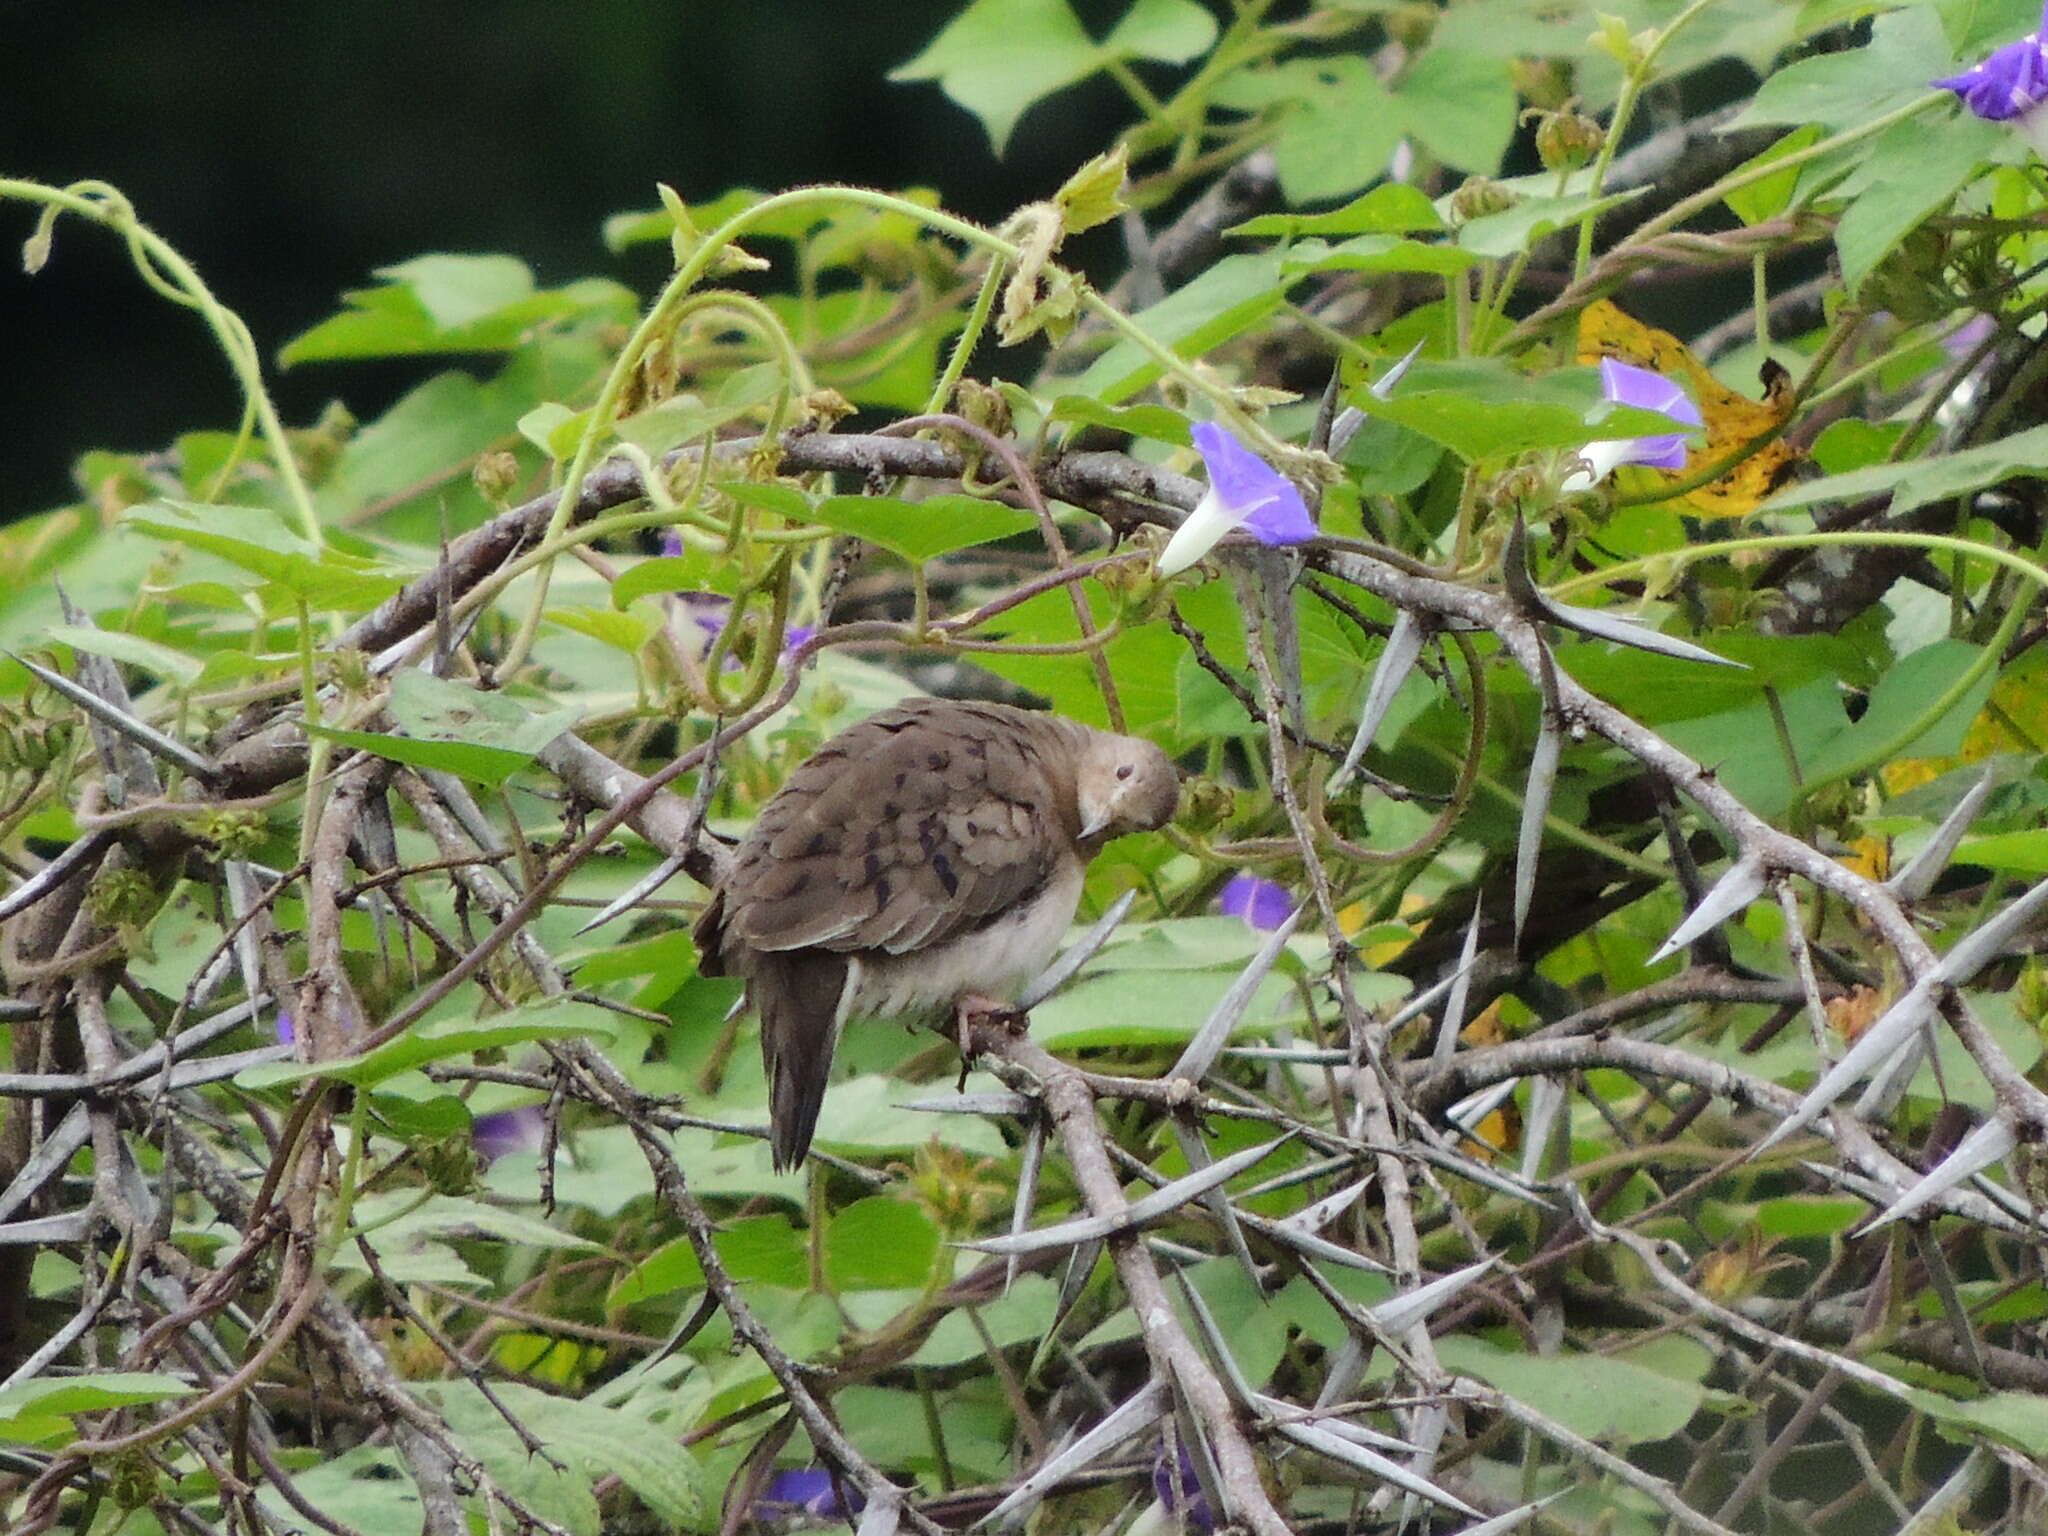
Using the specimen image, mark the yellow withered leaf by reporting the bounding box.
[1577,299,1801,518]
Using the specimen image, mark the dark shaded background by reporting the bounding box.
[1,1,1140,520]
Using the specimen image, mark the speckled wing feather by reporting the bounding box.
[717,699,1086,959]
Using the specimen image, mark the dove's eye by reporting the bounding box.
[1116,764,1134,781]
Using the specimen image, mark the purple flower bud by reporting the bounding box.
[1152,1445,1217,1534]
[273,1008,294,1045]
[1562,358,1702,493]
[1935,7,2048,135]
[1220,874,1292,932]
[753,1469,865,1521]
[1158,423,1316,575]
[471,1106,545,1164]
[658,528,686,559]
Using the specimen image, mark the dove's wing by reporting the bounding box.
[717,699,1083,959]
[693,699,1090,1172]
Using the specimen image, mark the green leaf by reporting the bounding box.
[1453,180,1649,259]
[123,502,403,609]
[1437,1336,1703,1442]
[517,401,582,460]
[311,672,582,787]
[1909,1387,2048,1455]
[1076,251,1293,404]
[429,1381,598,1534]
[1730,8,1947,131]
[1724,125,1823,225]
[1353,360,1684,461]
[254,1446,422,1536]
[1213,56,1403,203]
[1228,183,1446,239]
[1956,828,2048,874]
[826,1197,942,1290]
[1804,640,1992,783]
[1396,47,1517,175]
[809,493,1037,563]
[1282,234,1476,278]
[0,1372,196,1421]
[307,724,540,786]
[542,604,658,653]
[891,0,1214,154]
[237,998,617,1090]
[1661,678,1851,821]
[46,624,203,687]
[281,255,633,364]
[913,1275,1059,1366]
[608,1215,811,1307]
[1761,424,2048,518]
[1833,114,2005,291]
[1031,966,1298,1048]
[1049,395,1191,445]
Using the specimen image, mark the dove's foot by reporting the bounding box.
[953,994,1029,1087]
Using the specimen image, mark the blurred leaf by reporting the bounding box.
[891,0,1215,154]
[238,999,617,1089]
[1436,1337,1703,1442]
[1229,183,1446,238]
[1763,423,2048,518]
[1214,56,1403,203]
[809,493,1037,562]
[826,1198,941,1290]
[282,255,633,364]
[124,501,404,609]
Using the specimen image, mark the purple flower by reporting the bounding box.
[273,1008,294,1045]
[1935,6,2048,155]
[1220,874,1292,932]
[753,1469,864,1522]
[471,1106,545,1164]
[659,528,686,559]
[672,593,812,666]
[1152,1445,1217,1534]
[1561,358,1703,493]
[1941,312,1998,364]
[1157,423,1316,576]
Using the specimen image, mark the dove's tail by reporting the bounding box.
[752,949,853,1170]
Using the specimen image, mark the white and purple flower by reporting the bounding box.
[1156,423,1317,576]
[472,1106,545,1164]
[1934,6,2048,157]
[1560,358,1702,494]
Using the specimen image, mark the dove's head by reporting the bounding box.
[1075,733,1179,844]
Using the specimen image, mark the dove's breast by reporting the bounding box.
[846,857,1084,1019]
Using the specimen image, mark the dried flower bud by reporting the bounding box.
[109,1452,160,1510]
[904,1140,1004,1237]
[191,808,267,860]
[1447,177,1520,225]
[950,376,1013,439]
[472,448,522,505]
[1532,103,1605,173]
[797,387,856,432]
[1179,776,1236,832]
[417,1136,480,1196]
[88,866,159,930]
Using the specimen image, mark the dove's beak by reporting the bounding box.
[1080,808,1114,840]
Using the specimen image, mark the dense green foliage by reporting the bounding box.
[8,1,2048,1532]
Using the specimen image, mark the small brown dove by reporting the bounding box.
[694,697,1178,1169]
